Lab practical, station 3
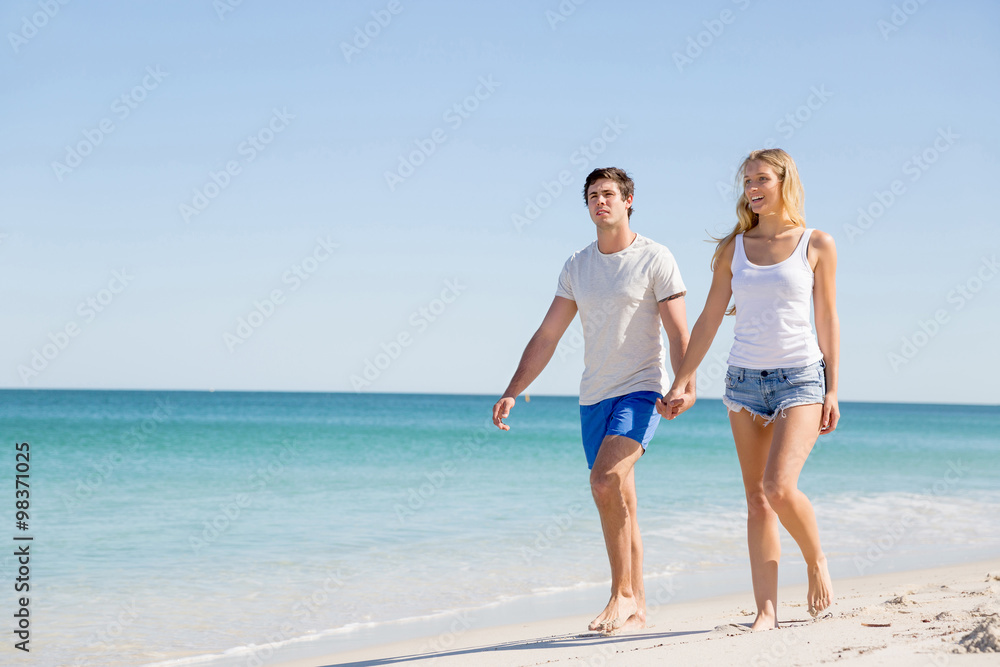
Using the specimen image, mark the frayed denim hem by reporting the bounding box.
[772,399,824,419]
[722,395,777,426]
[723,396,824,426]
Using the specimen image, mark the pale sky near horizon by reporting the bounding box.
[2,0,998,404]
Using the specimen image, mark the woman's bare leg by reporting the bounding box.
[764,403,833,616]
[730,410,781,630]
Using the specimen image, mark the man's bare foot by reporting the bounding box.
[588,594,638,633]
[601,610,646,636]
[807,556,833,616]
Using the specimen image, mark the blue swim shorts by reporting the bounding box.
[722,359,826,425]
[579,391,662,469]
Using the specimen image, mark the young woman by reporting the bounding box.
[660,148,839,630]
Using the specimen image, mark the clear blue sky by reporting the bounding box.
[2,0,998,404]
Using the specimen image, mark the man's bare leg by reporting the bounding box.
[588,435,644,633]
[603,464,647,635]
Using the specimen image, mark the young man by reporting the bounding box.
[492,167,691,635]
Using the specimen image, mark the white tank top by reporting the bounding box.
[727,228,824,369]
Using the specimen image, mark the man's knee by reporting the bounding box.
[590,468,620,501]
[590,437,639,497]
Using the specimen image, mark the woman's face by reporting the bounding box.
[743,160,783,217]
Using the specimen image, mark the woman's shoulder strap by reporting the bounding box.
[799,228,815,264]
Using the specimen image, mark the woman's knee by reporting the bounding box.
[745,488,774,519]
[763,479,796,512]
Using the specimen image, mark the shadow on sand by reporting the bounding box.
[320,627,713,667]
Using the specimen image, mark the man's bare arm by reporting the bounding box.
[658,294,691,392]
[493,296,577,430]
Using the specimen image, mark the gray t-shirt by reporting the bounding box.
[555,233,686,405]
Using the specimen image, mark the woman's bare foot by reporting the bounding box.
[588,594,638,633]
[807,556,833,616]
[750,603,779,631]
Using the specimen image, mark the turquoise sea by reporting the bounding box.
[1,390,998,666]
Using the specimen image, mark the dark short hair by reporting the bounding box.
[582,167,634,218]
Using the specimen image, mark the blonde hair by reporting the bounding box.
[712,148,806,314]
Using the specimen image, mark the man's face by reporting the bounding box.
[586,179,632,228]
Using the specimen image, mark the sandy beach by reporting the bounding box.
[272,559,1000,667]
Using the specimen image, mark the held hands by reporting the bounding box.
[492,396,515,431]
[820,392,840,435]
[657,385,695,420]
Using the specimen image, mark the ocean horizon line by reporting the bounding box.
[0,386,997,409]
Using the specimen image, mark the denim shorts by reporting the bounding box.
[722,359,826,425]
[580,391,661,469]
